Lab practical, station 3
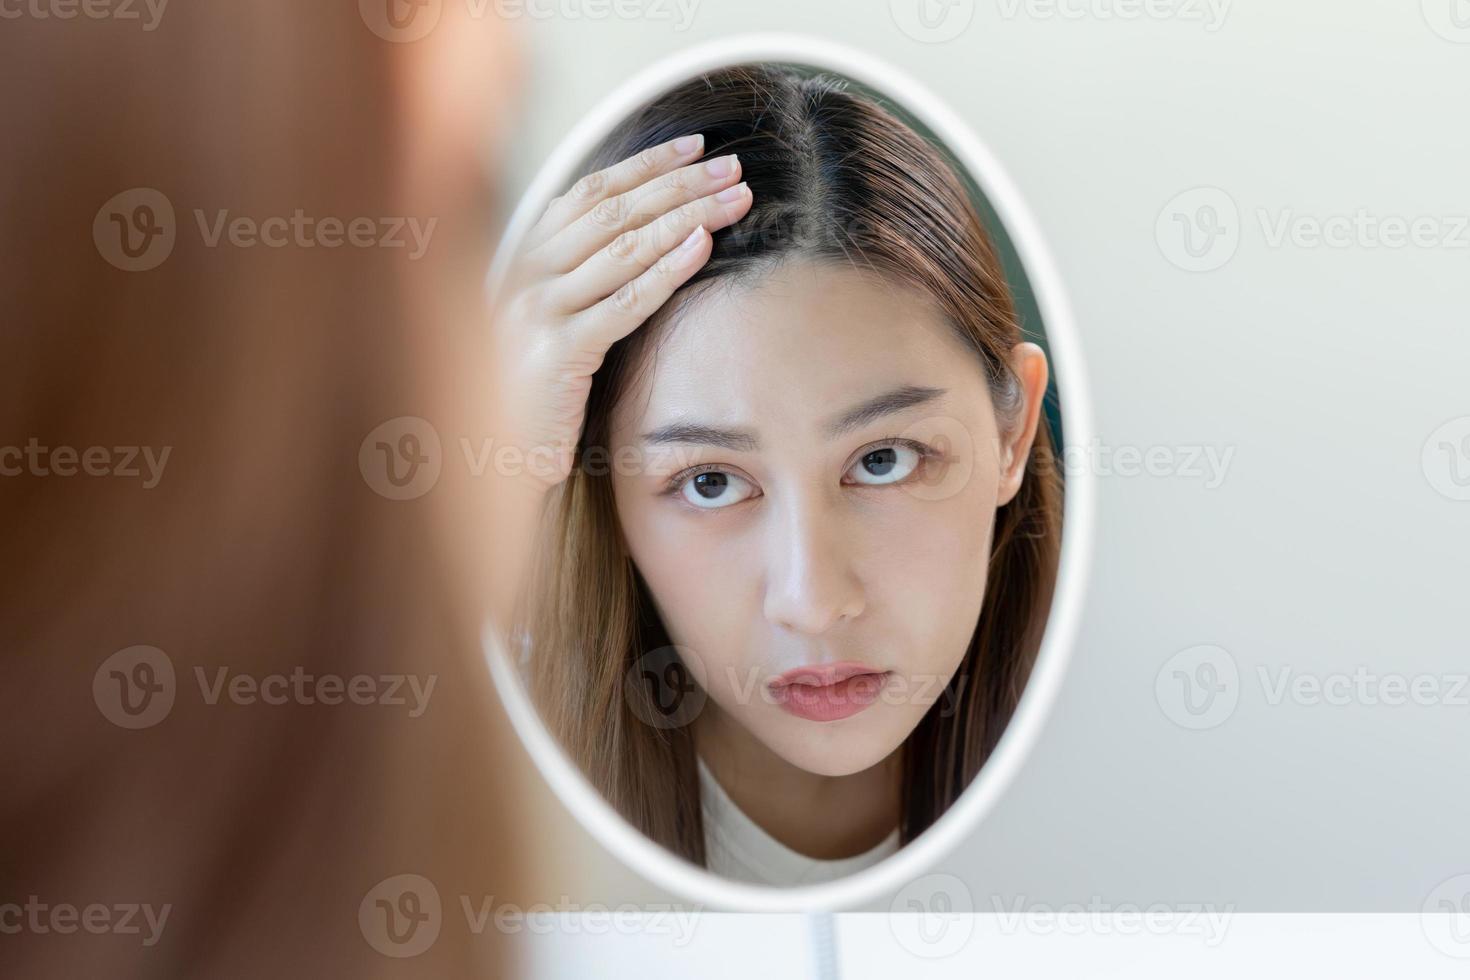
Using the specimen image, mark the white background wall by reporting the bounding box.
[484,0,1470,962]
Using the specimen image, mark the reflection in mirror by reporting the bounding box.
[501,62,1063,889]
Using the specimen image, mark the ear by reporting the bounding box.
[995,342,1049,508]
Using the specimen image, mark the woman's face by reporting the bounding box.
[608,257,1036,778]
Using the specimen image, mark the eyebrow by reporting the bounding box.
[638,384,947,451]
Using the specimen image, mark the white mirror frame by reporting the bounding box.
[482,32,1094,912]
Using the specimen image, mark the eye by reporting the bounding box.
[674,468,758,510]
[846,441,927,486]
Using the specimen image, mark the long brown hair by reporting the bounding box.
[1,5,527,976]
[524,64,1063,866]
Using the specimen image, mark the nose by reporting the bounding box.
[761,490,866,635]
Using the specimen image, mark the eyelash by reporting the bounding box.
[659,438,941,502]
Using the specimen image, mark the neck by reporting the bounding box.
[693,704,902,860]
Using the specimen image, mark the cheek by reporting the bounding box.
[612,483,753,666]
[861,481,997,673]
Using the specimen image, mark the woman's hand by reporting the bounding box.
[491,133,754,494]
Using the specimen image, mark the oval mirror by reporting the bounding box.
[483,34,1093,912]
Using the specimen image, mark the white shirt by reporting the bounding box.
[697,756,901,887]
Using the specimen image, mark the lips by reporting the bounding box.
[767,661,891,722]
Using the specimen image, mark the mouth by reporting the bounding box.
[767,661,891,723]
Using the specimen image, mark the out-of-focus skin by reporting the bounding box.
[1,4,533,976]
[607,258,1049,857]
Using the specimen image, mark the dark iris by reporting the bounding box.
[863,447,897,477]
[693,472,728,499]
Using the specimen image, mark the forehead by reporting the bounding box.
[609,258,984,445]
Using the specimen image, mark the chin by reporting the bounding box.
[762,719,911,778]
[782,752,885,778]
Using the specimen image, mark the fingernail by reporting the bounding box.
[705,154,738,178]
[674,134,703,155]
[677,225,706,254]
[715,182,748,203]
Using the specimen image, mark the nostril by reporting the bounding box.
[763,579,865,636]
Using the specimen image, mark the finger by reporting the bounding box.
[568,224,713,351]
[549,182,753,313]
[533,152,743,275]
[523,133,705,252]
